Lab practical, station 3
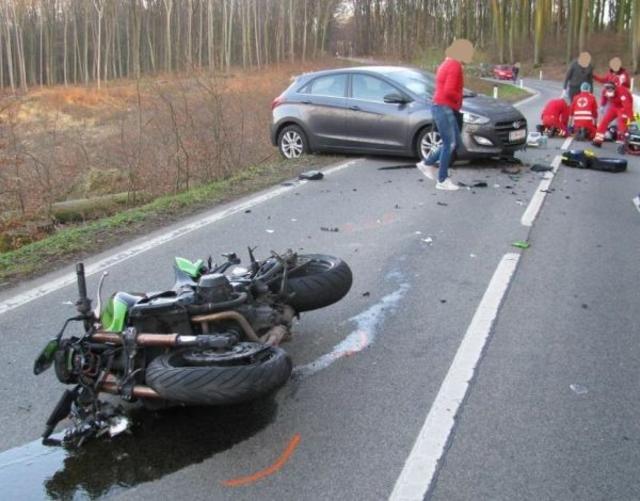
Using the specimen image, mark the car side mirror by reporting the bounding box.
[384,93,411,104]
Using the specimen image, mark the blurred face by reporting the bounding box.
[605,88,615,98]
[609,57,622,72]
[578,52,591,68]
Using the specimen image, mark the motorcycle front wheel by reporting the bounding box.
[282,254,353,312]
[145,343,291,406]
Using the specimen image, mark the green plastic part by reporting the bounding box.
[175,257,205,278]
[512,240,531,249]
[100,295,129,332]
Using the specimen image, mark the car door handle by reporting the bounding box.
[349,105,361,111]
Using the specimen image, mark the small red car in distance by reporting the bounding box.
[493,64,514,80]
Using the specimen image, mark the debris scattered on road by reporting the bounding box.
[299,170,324,180]
[421,237,433,245]
[394,204,400,209]
[569,383,589,395]
[470,253,477,258]
[378,164,415,170]
[414,231,422,235]
[362,292,371,297]
[500,156,523,165]
[566,195,571,199]
[321,227,339,232]
[527,131,547,147]
[281,182,295,186]
[493,184,501,188]
[458,181,488,188]
[265,229,275,234]
[512,240,530,249]
[244,209,252,213]
[540,189,552,193]
[516,200,525,206]
[581,303,589,309]
[437,201,448,206]
[440,299,447,304]
[531,164,553,172]
[353,188,358,192]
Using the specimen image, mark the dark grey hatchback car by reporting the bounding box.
[270,66,527,160]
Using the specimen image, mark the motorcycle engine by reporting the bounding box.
[197,273,234,304]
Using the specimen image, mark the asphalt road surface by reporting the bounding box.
[0,78,638,501]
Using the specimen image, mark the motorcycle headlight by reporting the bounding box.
[463,112,490,125]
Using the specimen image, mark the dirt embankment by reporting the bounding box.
[0,58,348,253]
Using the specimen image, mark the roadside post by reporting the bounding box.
[493,86,498,99]
[539,70,543,80]
[631,77,635,92]
[519,79,524,88]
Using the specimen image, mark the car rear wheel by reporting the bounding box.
[417,128,443,160]
[278,125,309,159]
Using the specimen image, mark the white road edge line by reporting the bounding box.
[388,253,520,501]
[0,159,359,316]
[521,137,573,226]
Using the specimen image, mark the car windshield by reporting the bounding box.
[383,68,476,99]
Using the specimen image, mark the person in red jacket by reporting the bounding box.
[594,57,631,89]
[539,97,569,137]
[416,39,474,191]
[569,82,598,140]
[593,82,634,146]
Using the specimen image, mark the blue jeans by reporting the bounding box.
[423,104,462,182]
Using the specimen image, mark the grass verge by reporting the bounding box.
[0,154,345,288]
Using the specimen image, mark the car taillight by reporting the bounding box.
[271,96,284,110]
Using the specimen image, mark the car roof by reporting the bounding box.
[296,65,429,80]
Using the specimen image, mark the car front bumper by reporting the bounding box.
[459,119,528,158]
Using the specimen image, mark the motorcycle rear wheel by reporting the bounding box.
[283,254,353,312]
[145,343,291,405]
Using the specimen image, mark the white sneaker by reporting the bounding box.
[633,194,640,214]
[416,162,438,181]
[436,178,460,191]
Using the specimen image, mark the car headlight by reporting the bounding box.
[463,112,490,125]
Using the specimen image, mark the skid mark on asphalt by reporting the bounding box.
[293,274,410,379]
[221,433,301,487]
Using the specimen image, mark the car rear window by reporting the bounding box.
[299,74,347,98]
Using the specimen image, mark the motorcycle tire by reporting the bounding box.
[145,344,291,406]
[284,254,353,312]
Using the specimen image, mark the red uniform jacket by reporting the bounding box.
[541,98,569,124]
[569,92,598,124]
[594,68,631,89]
[433,58,464,111]
[602,86,634,117]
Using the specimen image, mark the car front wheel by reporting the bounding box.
[417,127,442,160]
[278,125,309,159]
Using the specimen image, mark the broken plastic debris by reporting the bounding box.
[511,240,530,249]
[458,181,488,188]
[493,184,501,188]
[291,218,298,222]
[266,229,275,233]
[470,253,477,258]
[299,170,324,181]
[569,383,588,395]
[437,201,448,206]
[108,416,130,437]
[362,292,371,297]
[531,164,553,172]
[321,227,339,232]
[421,237,433,245]
[501,166,521,174]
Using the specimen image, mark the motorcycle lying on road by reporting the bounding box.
[34,249,352,445]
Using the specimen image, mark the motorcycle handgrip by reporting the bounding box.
[76,263,88,302]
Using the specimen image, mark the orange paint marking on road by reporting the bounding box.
[221,433,302,488]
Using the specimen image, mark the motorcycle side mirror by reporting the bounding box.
[34,338,59,375]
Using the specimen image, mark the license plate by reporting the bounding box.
[509,129,526,142]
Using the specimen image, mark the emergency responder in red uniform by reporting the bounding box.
[594,57,631,89]
[539,97,569,137]
[569,82,598,140]
[593,82,634,146]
